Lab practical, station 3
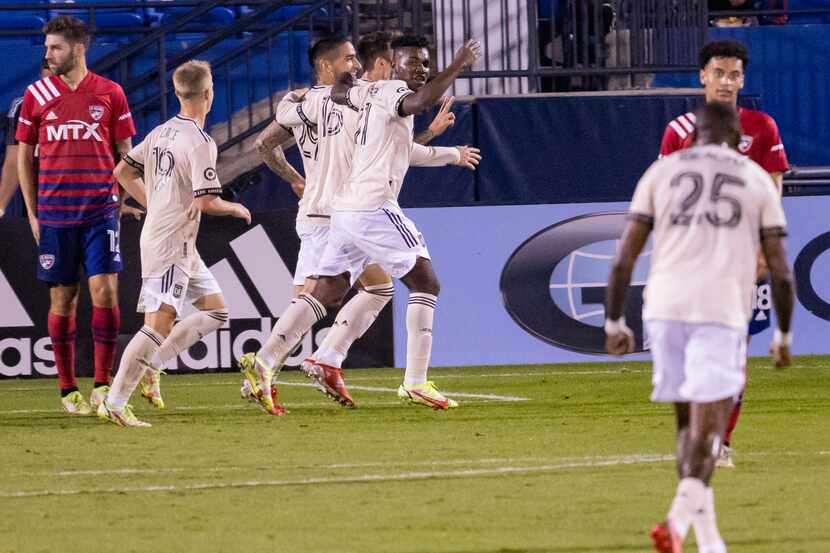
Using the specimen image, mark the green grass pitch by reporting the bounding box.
[1,356,828,553]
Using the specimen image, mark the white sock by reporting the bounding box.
[403,293,436,386]
[151,309,229,367]
[667,477,706,539]
[258,294,326,381]
[314,284,394,368]
[108,326,162,408]
[693,486,727,553]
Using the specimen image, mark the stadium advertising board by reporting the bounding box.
[393,197,830,367]
[0,211,393,378]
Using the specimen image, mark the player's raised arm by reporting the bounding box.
[398,40,480,117]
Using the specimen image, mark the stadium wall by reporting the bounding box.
[392,197,830,367]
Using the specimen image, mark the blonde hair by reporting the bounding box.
[173,60,212,100]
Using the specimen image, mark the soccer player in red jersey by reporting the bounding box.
[15,16,136,415]
[658,40,789,468]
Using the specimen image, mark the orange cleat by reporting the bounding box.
[301,358,355,408]
[651,521,683,553]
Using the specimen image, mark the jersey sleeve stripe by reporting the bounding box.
[27,84,45,106]
[668,120,688,140]
[118,112,132,121]
[123,155,144,170]
[686,112,697,123]
[43,77,60,98]
[194,187,223,197]
[395,92,415,118]
[18,116,32,126]
[34,80,53,102]
[770,144,784,152]
[677,114,695,133]
[8,97,23,117]
[761,226,787,238]
[626,212,655,227]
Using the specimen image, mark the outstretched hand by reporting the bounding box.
[454,146,481,170]
[453,39,482,70]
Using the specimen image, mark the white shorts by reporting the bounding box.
[646,320,746,403]
[316,203,430,285]
[137,258,222,315]
[294,223,330,285]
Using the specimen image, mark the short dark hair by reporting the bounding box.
[695,102,741,148]
[43,15,91,48]
[699,40,749,70]
[307,34,349,69]
[391,34,430,51]
[357,31,392,72]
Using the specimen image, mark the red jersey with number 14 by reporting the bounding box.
[659,106,789,175]
[15,72,135,226]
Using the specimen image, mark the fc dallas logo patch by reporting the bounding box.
[89,105,104,121]
[738,134,753,154]
[39,254,55,270]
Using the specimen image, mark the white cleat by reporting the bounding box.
[97,400,151,428]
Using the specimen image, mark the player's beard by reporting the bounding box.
[50,51,77,77]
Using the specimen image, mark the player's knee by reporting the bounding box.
[310,276,349,310]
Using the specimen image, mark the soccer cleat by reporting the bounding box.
[301,359,355,408]
[716,445,735,469]
[89,385,110,411]
[139,361,165,409]
[239,353,284,415]
[240,379,286,415]
[397,381,458,410]
[650,520,683,553]
[61,390,92,416]
[96,400,151,428]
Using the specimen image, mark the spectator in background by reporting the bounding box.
[708,0,758,26]
[0,58,51,218]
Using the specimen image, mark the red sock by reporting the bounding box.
[48,312,77,393]
[724,389,745,445]
[92,305,120,386]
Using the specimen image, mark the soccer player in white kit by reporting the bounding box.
[98,61,251,426]
[604,103,794,553]
[241,35,480,413]
[240,37,481,413]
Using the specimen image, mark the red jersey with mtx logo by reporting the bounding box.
[15,72,135,226]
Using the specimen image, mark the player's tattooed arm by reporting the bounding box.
[16,142,39,243]
[605,219,651,355]
[414,96,456,145]
[255,120,305,198]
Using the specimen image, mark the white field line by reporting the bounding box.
[12,450,825,480]
[0,454,676,499]
[16,455,634,478]
[0,369,648,393]
[0,382,528,415]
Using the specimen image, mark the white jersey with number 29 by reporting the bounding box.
[629,143,787,331]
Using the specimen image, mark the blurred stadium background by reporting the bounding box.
[1,2,829,551]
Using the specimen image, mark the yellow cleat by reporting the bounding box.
[397,381,458,410]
